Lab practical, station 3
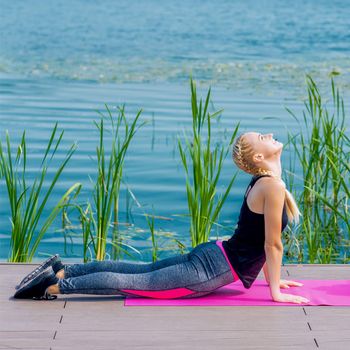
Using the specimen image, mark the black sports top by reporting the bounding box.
[222,175,289,289]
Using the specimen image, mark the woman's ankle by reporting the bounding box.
[47,283,60,294]
[56,268,65,279]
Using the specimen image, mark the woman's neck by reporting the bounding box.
[256,169,281,179]
[256,162,282,180]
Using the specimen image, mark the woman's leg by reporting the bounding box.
[55,241,237,299]
[63,253,190,278]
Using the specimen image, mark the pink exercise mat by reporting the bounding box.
[124,279,350,306]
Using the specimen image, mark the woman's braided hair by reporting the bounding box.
[232,134,300,224]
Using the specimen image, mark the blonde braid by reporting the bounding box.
[232,135,256,174]
[232,133,300,224]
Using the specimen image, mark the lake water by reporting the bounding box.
[0,0,349,262]
[1,0,350,96]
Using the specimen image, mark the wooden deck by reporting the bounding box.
[0,263,349,350]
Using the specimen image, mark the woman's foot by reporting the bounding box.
[46,283,60,295]
[55,268,65,279]
[14,266,59,300]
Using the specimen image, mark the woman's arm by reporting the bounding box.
[263,179,285,298]
[262,262,269,283]
[263,180,309,304]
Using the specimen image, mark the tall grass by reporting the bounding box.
[0,124,81,262]
[78,105,145,261]
[285,76,349,263]
[178,79,240,246]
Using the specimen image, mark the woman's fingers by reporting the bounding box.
[288,280,303,287]
[292,295,310,304]
[274,292,310,304]
[280,279,303,287]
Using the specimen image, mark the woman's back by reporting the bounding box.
[222,174,288,288]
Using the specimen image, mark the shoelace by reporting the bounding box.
[20,268,42,286]
[20,256,56,285]
[25,268,41,281]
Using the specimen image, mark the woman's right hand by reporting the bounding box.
[272,292,310,304]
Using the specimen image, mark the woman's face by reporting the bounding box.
[243,132,283,161]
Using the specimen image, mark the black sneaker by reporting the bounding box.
[13,266,59,300]
[15,254,64,290]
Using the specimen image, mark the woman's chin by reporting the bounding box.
[276,141,283,148]
[274,142,284,154]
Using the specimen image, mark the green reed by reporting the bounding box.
[285,76,349,263]
[145,211,158,262]
[77,104,145,261]
[178,79,240,247]
[0,124,81,262]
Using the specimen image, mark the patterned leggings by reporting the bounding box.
[58,240,239,299]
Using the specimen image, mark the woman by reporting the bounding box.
[13,132,310,304]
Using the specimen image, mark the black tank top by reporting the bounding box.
[222,175,289,289]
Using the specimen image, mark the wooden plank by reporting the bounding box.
[311,331,350,350]
[0,330,54,350]
[286,265,350,279]
[303,307,350,331]
[0,313,61,332]
[0,264,348,350]
[51,330,316,350]
[57,306,308,332]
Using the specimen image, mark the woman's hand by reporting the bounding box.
[272,292,310,304]
[265,279,304,289]
[279,279,303,289]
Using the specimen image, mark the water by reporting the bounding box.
[1,0,350,96]
[0,1,349,261]
[0,77,307,261]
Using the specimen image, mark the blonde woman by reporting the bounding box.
[14,132,309,304]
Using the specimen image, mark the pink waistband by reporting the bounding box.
[216,240,239,282]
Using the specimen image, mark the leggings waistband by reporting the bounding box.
[216,240,239,282]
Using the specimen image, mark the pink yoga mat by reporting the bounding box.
[124,279,350,306]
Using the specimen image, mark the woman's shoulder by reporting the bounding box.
[259,176,286,194]
[258,177,286,214]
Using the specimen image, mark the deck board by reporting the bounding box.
[0,263,348,349]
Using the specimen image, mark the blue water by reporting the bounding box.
[0,1,349,262]
[1,0,350,95]
[0,78,308,261]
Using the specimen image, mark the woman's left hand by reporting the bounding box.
[279,279,303,289]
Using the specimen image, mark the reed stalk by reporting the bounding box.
[178,79,240,246]
[0,124,81,262]
[78,104,145,261]
[145,211,158,262]
[286,76,349,263]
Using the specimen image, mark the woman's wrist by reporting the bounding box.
[268,278,281,297]
[271,289,282,299]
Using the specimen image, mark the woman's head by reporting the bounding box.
[232,131,300,224]
[232,132,283,177]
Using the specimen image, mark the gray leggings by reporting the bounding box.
[58,240,238,299]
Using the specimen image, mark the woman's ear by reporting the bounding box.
[253,153,264,163]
